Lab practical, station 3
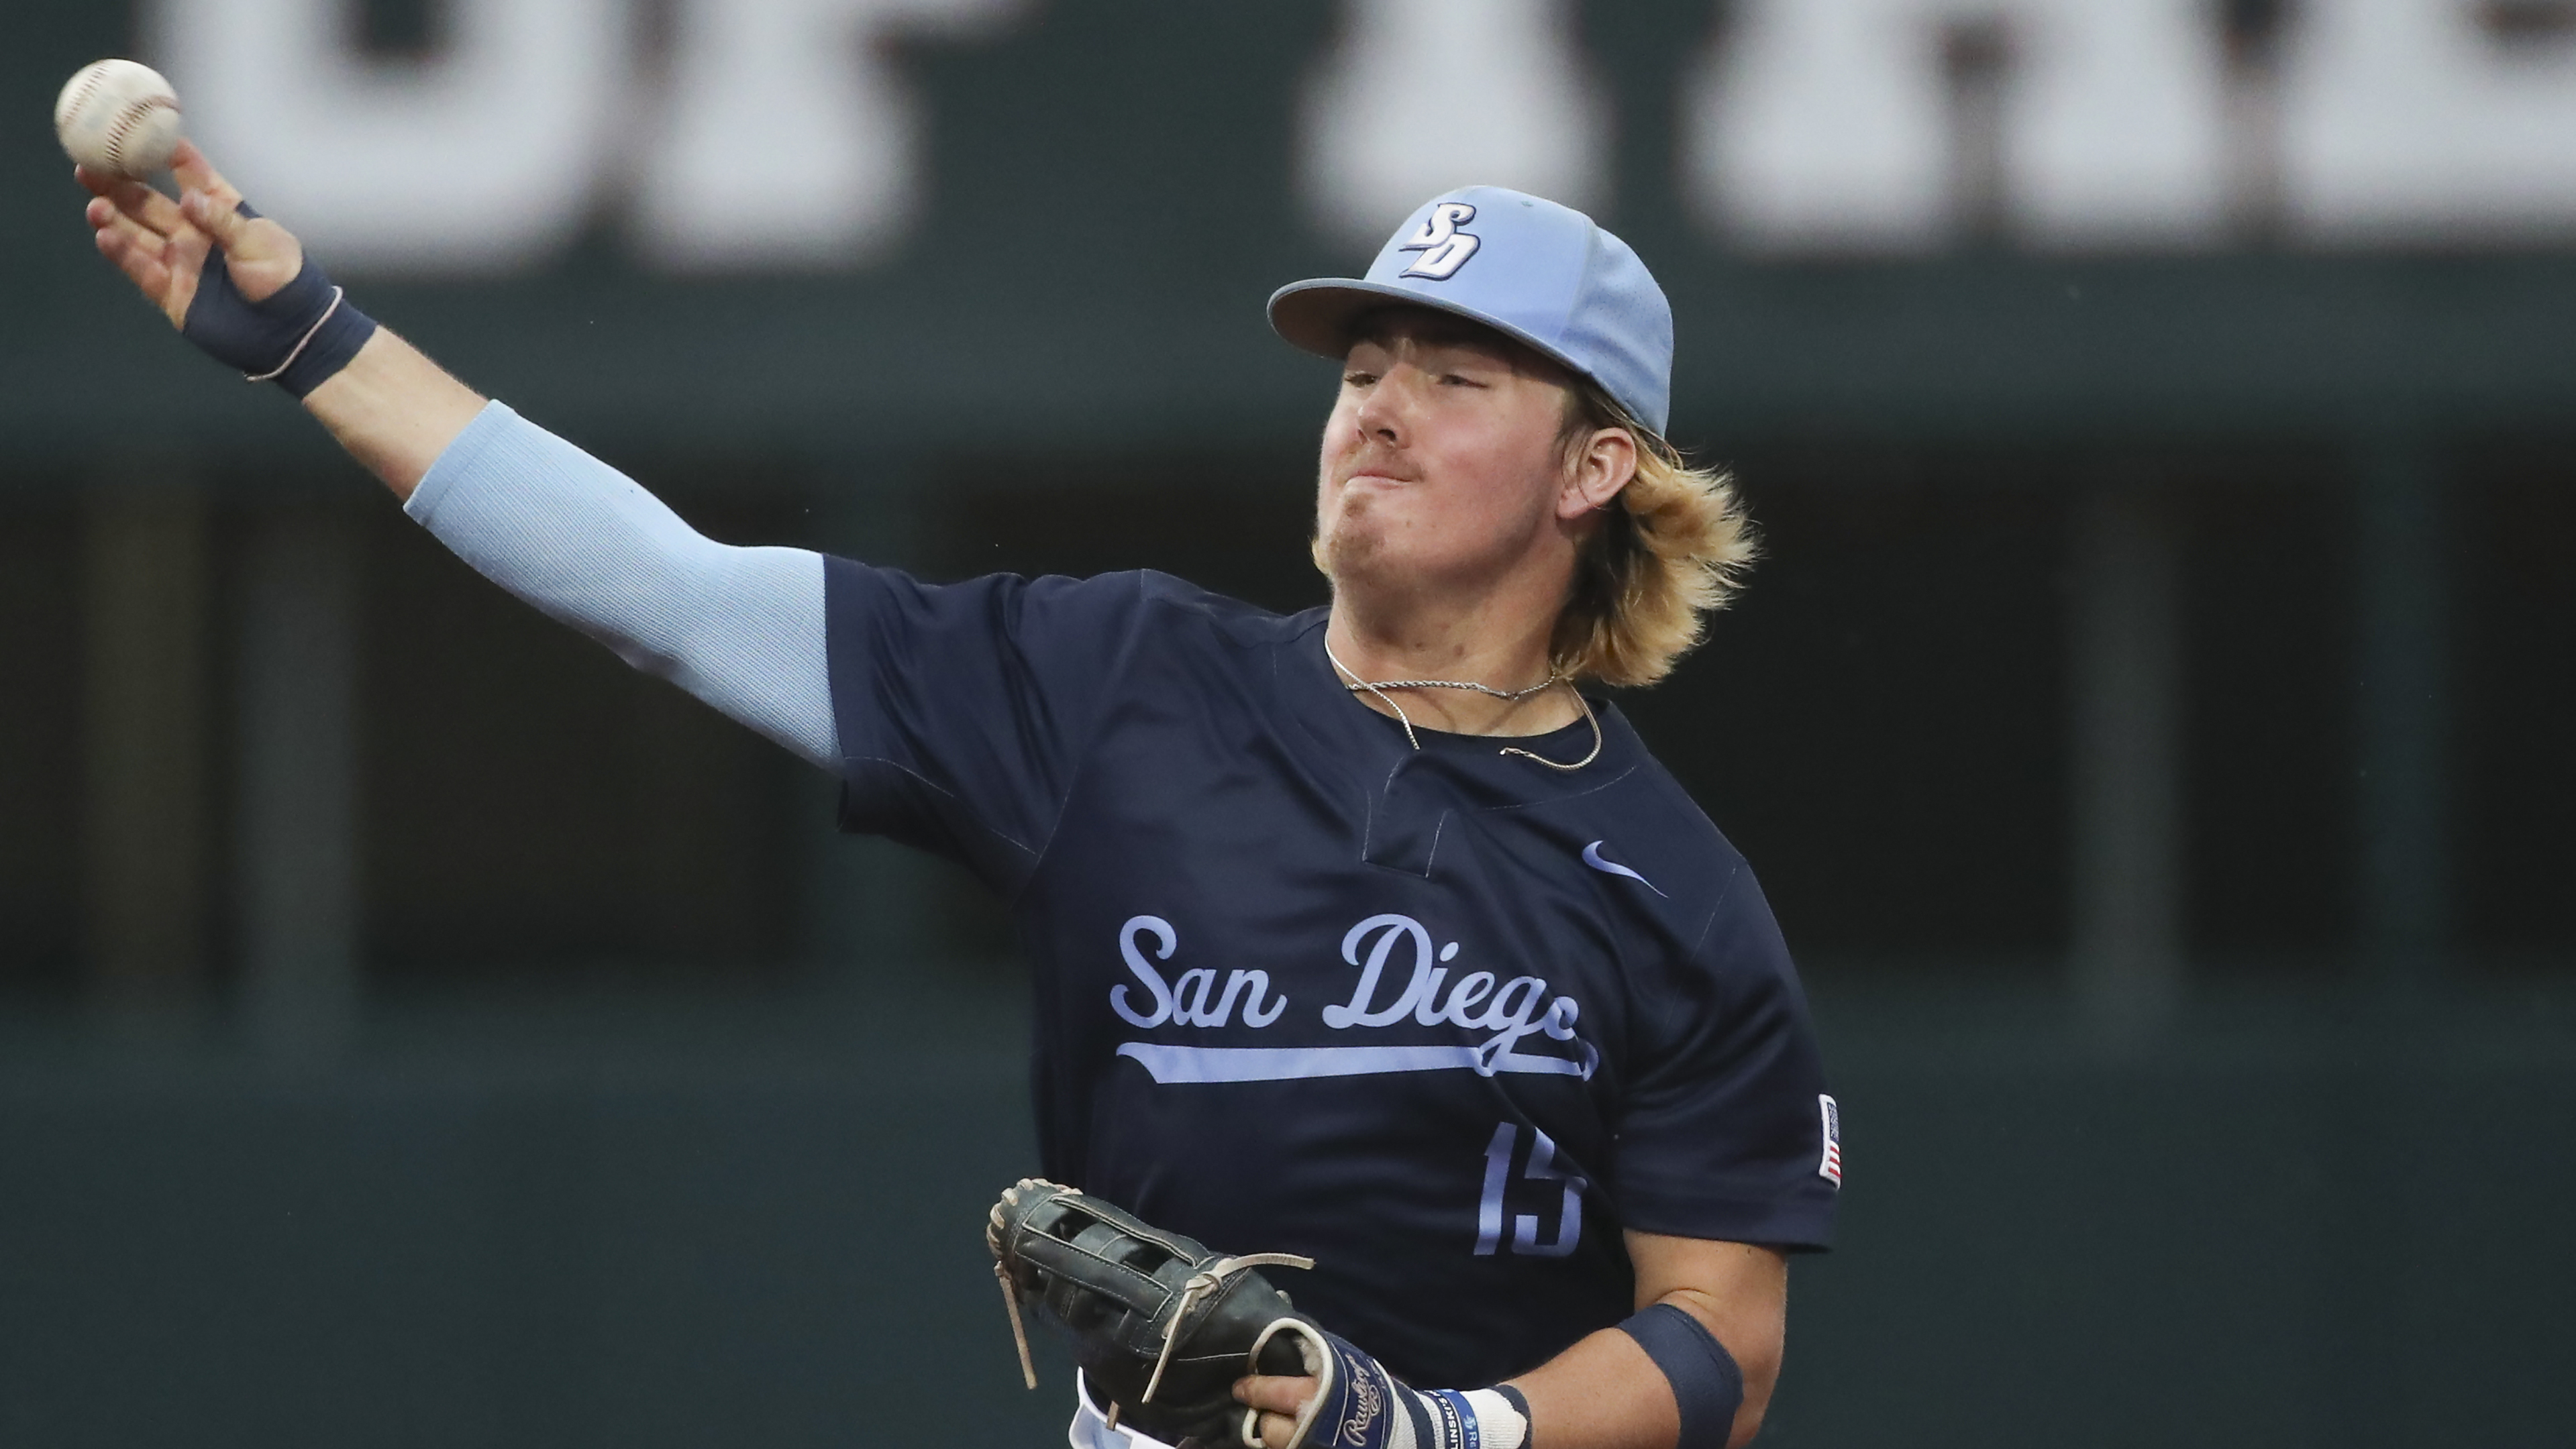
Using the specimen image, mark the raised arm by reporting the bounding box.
[82,143,482,497]
[80,144,839,770]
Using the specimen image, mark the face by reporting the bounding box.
[1314,315,1592,601]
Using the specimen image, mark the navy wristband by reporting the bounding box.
[179,202,378,400]
[1619,1303,1743,1449]
[1492,1383,1533,1446]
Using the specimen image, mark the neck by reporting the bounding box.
[1323,586,1580,738]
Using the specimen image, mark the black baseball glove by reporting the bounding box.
[986,1177,1318,1448]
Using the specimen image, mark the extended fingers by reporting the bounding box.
[73,166,190,239]
[178,185,254,250]
[107,176,190,239]
[167,141,242,209]
[93,209,174,299]
[90,201,160,257]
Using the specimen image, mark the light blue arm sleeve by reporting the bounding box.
[402,401,838,771]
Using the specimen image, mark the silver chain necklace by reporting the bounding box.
[1324,641,1604,772]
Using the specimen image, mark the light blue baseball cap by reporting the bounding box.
[1268,186,1675,435]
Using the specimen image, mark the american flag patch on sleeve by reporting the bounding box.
[1818,1094,1843,1186]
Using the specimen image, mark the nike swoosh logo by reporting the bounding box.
[1582,841,1666,898]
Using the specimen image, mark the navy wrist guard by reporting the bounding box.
[179,203,378,400]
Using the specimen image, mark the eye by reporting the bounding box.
[1343,370,1380,388]
[1439,371,1488,388]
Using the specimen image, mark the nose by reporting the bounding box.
[1350,369,1412,447]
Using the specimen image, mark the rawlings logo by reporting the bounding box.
[1340,1364,1383,1440]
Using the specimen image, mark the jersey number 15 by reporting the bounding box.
[1475,1122,1585,1258]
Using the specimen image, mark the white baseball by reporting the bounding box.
[55,59,185,178]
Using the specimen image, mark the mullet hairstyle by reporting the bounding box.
[1550,380,1757,689]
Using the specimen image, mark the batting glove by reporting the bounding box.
[1247,1322,1530,1449]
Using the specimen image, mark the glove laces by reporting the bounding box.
[995,1260,1041,1391]
[1141,1252,1315,1405]
[991,1250,1317,1407]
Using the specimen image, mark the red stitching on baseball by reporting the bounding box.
[105,97,175,174]
[66,71,105,125]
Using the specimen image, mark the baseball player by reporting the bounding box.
[79,146,1837,1448]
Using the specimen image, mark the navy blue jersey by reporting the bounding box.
[824,561,1837,1389]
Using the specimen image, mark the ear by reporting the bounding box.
[1556,427,1639,521]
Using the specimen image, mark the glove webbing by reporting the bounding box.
[992,1250,1317,1403]
[1142,1252,1317,1405]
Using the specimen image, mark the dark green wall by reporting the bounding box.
[11,5,2576,466]
[5,983,2570,1448]
[7,7,2574,1448]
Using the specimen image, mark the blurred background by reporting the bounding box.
[5,1,2573,1444]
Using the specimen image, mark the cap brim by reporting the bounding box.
[1266,278,1584,382]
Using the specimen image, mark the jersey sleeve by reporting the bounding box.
[1608,862,1839,1250]
[822,558,1153,890]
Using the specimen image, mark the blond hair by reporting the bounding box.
[1549,383,1757,688]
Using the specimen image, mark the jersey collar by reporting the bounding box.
[1270,612,1641,875]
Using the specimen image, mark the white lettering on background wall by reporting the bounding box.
[2279,0,2576,240]
[1298,0,1608,247]
[148,0,1028,273]
[149,0,2576,274]
[637,0,1029,268]
[151,0,629,272]
[1680,0,2230,251]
